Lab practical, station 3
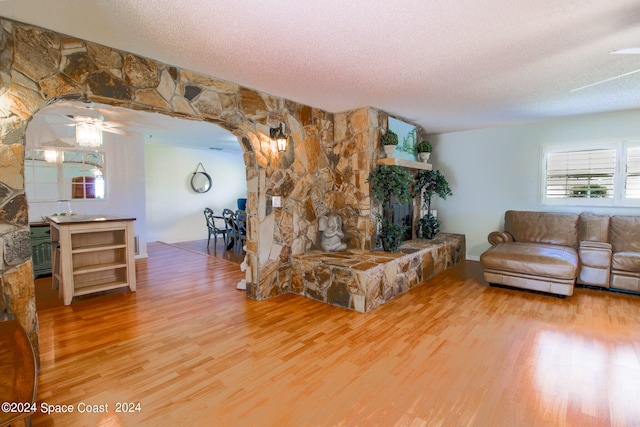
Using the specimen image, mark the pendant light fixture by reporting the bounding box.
[75,118,103,148]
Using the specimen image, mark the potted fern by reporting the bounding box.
[416,140,432,162]
[368,165,413,252]
[413,169,452,239]
[380,129,399,158]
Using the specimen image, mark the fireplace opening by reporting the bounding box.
[373,197,416,250]
[390,199,413,241]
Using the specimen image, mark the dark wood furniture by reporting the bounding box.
[0,320,37,427]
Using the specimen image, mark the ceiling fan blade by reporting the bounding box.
[570,47,640,92]
[610,48,640,55]
[104,121,135,128]
[570,68,640,93]
[57,137,76,145]
[102,127,135,136]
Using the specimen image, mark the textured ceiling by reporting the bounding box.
[2,0,640,136]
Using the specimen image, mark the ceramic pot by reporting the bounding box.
[418,152,431,162]
[383,145,397,158]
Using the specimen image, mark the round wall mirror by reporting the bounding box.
[191,171,212,193]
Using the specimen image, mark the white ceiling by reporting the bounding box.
[2,0,640,138]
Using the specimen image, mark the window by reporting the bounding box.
[625,147,640,199]
[542,141,640,206]
[25,149,106,202]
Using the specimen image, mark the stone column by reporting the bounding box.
[333,107,384,251]
[0,140,40,363]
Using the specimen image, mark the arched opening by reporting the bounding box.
[26,100,249,260]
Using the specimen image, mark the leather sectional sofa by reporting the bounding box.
[480,210,640,297]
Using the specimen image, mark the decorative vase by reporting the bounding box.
[418,152,431,162]
[383,145,397,158]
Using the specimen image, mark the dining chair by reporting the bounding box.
[204,208,228,248]
[234,209,247,252]
[222,208,237,250]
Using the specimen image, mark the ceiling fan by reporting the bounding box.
[62,114,134,136]
[42,96,135,137]
[571,48,640,92]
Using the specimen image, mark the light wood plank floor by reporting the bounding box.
[168,238,245,264]
[31,243,640,426]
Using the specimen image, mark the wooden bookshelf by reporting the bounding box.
[48,215,136,305]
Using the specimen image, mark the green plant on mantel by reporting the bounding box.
[380,129,399,146]
[413,169,452,239]
[368,165,413,252]
[416,140,432,153]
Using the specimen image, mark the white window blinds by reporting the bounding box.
[625,147,640,199]
[545,149,615,199]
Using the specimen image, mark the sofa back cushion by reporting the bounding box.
[610,216,640,252]
[504,210,579,247]
[579,213,610,243]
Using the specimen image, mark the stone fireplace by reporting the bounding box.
[293,158,465,312]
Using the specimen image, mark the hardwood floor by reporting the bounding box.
[33,239,242,312]
[167,238,245,264]
[31,243,640,426]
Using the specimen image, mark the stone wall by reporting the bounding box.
[0,18,391,356]
[255,108,386,298]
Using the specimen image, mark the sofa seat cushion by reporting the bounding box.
[481,242,578,280]
[612,251,640,272]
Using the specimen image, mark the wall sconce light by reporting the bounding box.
[270,123,288,152]
[76,119,103,148]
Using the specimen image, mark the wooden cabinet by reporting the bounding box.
[49,216,136,305]
[30,223,52,277]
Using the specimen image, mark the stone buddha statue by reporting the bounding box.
[318,213,347,252]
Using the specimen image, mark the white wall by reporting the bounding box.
[144,143,247,243]
[430,109,640,260]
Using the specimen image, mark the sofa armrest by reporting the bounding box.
[488,231,514,245]
[578,240,612,287]
[579,240,612,270]
[579,240,612,250]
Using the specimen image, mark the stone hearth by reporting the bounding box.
[291,233,465,312]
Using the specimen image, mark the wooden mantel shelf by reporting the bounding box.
[377,157,432,170]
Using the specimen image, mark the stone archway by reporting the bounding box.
[0,18,283,356]
[0,18,380,360]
